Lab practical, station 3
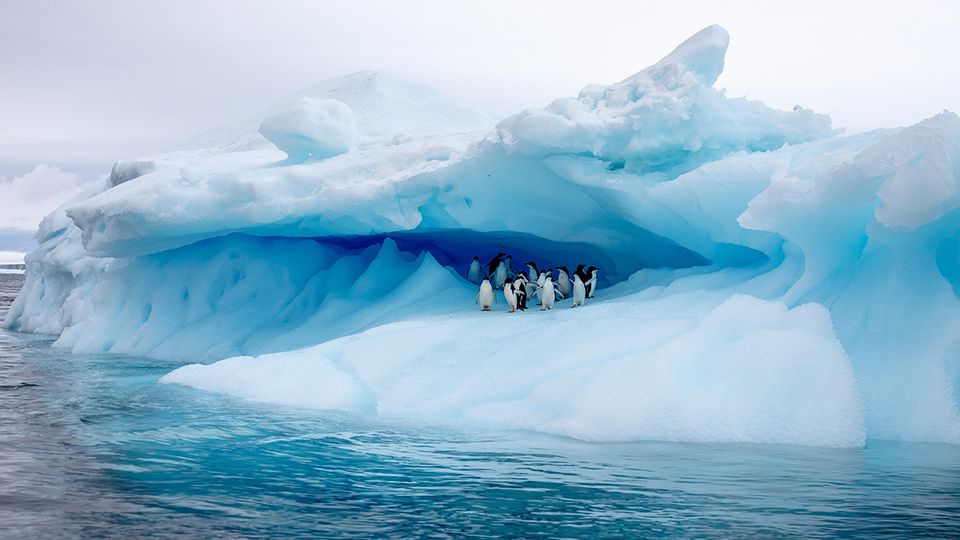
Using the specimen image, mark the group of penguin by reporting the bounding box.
[468,252,599,312]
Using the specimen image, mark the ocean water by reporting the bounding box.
[1,272,959,539]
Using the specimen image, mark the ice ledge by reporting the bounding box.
[162,293,867,448]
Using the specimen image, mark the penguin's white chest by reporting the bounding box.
[494,262,508,288]
[478,282,495,310]
[467,261,482,283]
[557,274,571,297]
[542,281,556,309]
[572,276,586,307]
[503,285,518,311]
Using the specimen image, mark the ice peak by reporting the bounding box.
[624,24,729,87]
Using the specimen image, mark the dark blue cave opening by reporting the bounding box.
[312,227,759,287]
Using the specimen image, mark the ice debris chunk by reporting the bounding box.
[258,97,359,161]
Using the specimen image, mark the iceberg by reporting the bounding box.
[6,25,960,447]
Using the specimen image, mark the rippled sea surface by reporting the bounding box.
[1,272,959,538]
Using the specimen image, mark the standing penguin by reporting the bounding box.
[574,264,589,285]
[571,274,586,308]
[513,275,529,311]
[476,277,495,311]
[522,264,538,301]
[586,266,599,298]
[535,269,548,305]
[524,262,539,282]
[494,259,509,288]
[556,266,572,299]
[487,253,506,279]
[467,256,482,284]
[540,275,558,310]
[503,281,519,313]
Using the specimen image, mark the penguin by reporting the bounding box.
[555,266,572,299]
[574,264,589,285]
[571,273,586,308]
[487,253,506,280]
[535,269,548,305]
[503,281,518,313]
[586,266,599,298]
[524,261,539,282]
[467,256,482,284]
[476,277,495,311]
[513,275,529,311]
[521,265,538,302]
[494,259,509,288]
[504,255,513,275]
[540,275,558,310]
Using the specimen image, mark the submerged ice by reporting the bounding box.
[6,25,960,447]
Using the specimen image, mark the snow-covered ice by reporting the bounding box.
[258,97,359,161]
[6,25,960,447]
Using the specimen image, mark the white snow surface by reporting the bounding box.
[6,26,960,447]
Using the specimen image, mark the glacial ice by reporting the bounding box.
[258,97,359,161]
[6,25,960,447]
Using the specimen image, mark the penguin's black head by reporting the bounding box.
[557,266,569,275]
[525,261,537,269]
[472,256,479,261]
[576,264,585,272]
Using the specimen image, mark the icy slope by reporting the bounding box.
[163,290,865,447]
[6,25,960,447]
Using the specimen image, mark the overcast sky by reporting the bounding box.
[1,0,959,251]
